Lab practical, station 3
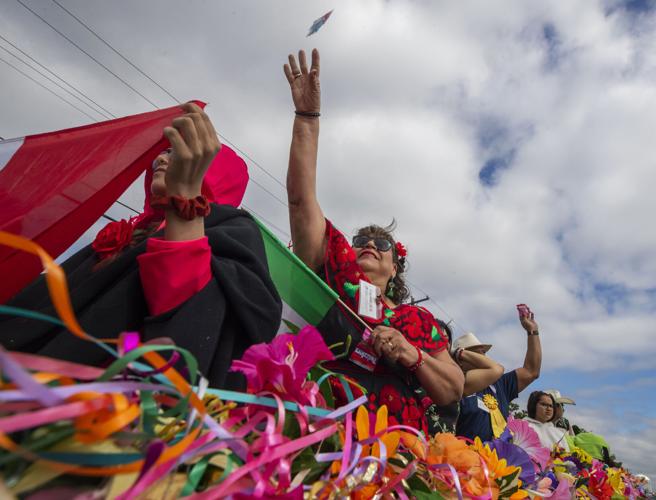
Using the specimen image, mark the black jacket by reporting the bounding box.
[0,204,282,390]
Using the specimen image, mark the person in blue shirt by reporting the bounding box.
[454,305,542,442]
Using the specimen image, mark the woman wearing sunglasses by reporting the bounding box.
[1,103,282,390]
[283,50,464,434]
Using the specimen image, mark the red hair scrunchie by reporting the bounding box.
[150,194,211,220]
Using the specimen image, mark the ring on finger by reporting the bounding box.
[293,73,302,78]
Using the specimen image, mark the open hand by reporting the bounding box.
[283,49,321,113]
[163,102,221,198]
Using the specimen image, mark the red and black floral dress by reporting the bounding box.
[321,220,448,436]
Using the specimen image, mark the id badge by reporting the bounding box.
[349,328,379,371]
[358,279,382,320]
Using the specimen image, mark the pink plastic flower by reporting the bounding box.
[230,326,334,405]
[506,416,550,471]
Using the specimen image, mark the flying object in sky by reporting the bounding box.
[307,10,333,37]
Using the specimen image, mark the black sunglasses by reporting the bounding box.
[352,235,393,252]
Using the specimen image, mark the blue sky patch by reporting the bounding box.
[542,23,562,70]
[479,150,516,187]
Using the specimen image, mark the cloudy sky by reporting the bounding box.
[1,0,655,479]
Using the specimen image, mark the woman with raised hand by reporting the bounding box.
[283,49,464,434]
[1,103,282,390]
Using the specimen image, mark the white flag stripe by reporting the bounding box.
[276,300,309,336]
[0,137,24,174]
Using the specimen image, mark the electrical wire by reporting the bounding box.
[15,0,161,109]
[0,34,116,119]
[0,40,111,120]
[50,0,179,104]
[0,55,98,121]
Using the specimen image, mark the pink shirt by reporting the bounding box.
[137,237,212,316]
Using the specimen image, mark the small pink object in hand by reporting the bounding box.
[516,303,532,318]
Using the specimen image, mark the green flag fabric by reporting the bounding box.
[255,218,339,332]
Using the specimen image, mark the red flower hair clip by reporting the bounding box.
[395,241,407,258]
[92,218,135,261]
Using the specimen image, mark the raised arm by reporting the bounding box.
[514,305,542,393]
[456,349,505,396]
[284,49,326,271]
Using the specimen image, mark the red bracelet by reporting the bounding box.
[408,346,425,372]
[150,194,211,220]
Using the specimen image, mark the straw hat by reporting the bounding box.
[546,389,576,405]
[451,332,492,355]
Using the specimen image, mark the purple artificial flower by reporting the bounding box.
[230,325,334,405]
[506,416,550,471]
[490,439,536,486]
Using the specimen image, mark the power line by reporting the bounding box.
[217,136,286,191]
[50,0,179,104]
[0,40,111,120]
[0,55,98,121]
[115,199,140,215]
[15,0,160,109]
[0,34,115,119]
[242,204,291,240]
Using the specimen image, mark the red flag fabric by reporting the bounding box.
[0,101,202,303]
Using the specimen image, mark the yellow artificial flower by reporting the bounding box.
[355,404,400,458]
[471,437,521,479]
[571,446,593,465]
[607,468,625,495]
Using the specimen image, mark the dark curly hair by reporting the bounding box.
[355,220,409,304]
[527,391,556,420]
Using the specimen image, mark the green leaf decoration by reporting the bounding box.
[343,281,360,298]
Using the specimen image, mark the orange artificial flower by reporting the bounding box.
[355,405,400,458]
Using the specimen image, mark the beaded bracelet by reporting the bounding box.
[408,346,425,372]
[295,110,321,118]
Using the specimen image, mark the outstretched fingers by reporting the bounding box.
[310,48,320,77]
[288,53,301,76]
[298,49,309,75]
[283,63,295,84]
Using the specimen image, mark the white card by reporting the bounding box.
[477,397,490,413]
[358,279,381,320]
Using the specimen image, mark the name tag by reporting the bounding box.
[358,279,381,320]
[477,397,490,413]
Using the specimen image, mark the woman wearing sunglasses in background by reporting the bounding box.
[283,49,463,434]
[1,103,282,390]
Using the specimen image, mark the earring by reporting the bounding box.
[386,280,395,298]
